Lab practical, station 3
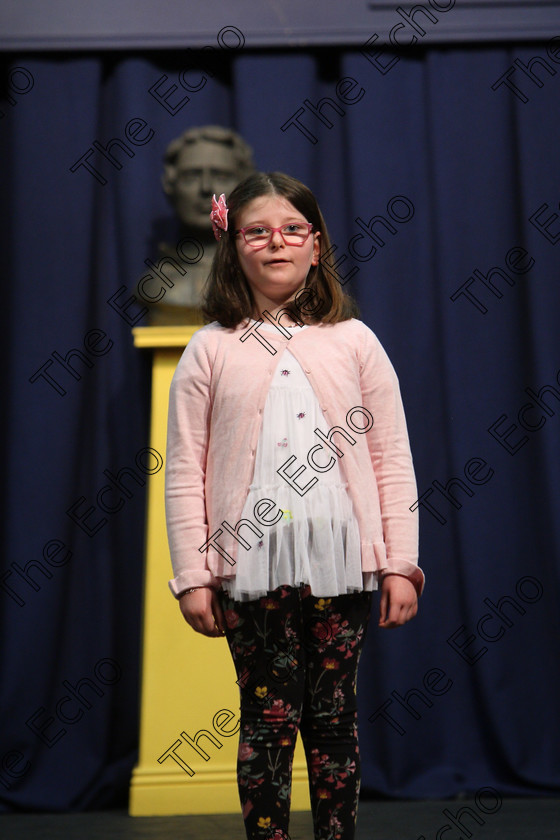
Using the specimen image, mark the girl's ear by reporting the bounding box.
[311,231,321,266]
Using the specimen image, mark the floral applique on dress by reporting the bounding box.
[296,411,306,419]
[280,369,291,376]
[277,437,288,448]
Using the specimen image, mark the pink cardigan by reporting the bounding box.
[165,317,424,598]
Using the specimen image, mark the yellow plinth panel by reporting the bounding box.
[129,325,311,816]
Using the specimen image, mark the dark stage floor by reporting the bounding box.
[1,798,559,840]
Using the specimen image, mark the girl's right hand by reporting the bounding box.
[179,587,226,637]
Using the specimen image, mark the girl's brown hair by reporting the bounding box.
[201,171,360,328]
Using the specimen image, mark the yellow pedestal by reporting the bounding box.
[128,325,311,816]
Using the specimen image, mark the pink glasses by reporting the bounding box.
[235,222,313,248]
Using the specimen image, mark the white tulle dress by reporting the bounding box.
[220,320,374,602]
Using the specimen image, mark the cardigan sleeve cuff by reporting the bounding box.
[379,561,425,597]
[168,568,221,599]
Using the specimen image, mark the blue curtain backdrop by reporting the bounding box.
[1,41,559,811]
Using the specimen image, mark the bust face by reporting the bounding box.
[169,139,243,229]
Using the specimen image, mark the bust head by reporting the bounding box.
[162,126,255,230]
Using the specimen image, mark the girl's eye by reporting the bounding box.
[247,226,268,236]
[284,224,303,233]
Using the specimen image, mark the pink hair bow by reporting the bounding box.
[210,193,229,240]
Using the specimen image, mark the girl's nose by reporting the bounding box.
[270,229,284,247]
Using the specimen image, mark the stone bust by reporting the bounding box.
[144,125,255,325]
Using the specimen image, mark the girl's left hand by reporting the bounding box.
[378,574,418,628]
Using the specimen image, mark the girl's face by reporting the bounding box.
[234,195,320,317]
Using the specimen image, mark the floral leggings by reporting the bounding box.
[218,584,373,840]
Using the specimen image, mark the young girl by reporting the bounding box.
[165,172,424,840]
